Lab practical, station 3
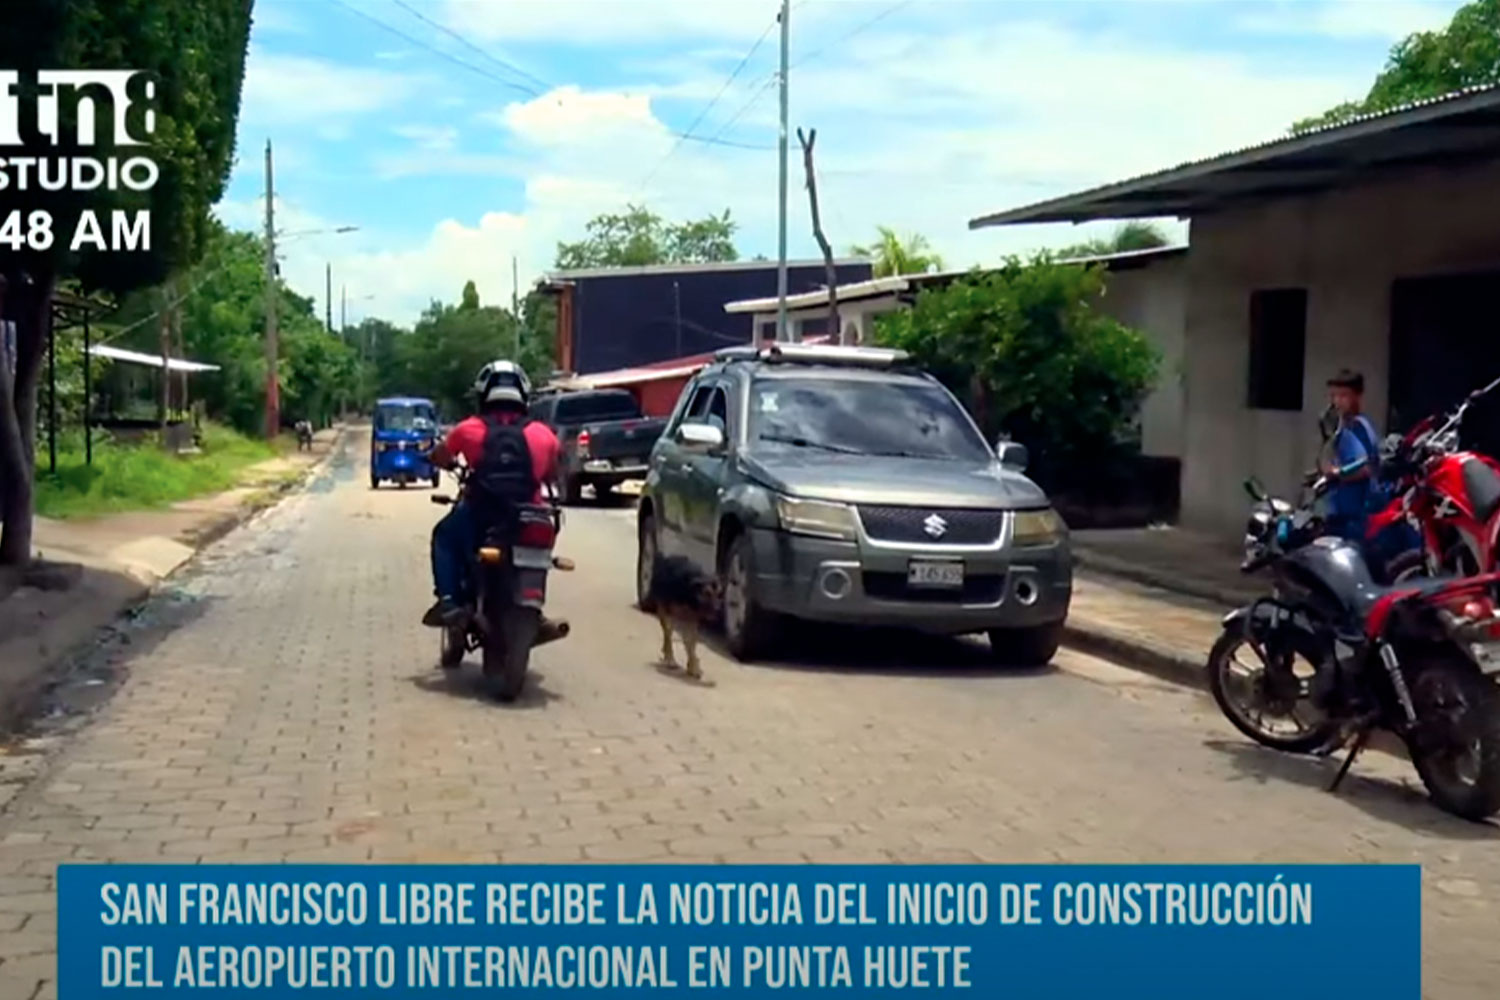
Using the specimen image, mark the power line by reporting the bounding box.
[326,0,540,96]
[388,0,553,95]
[639,13,779,191]
[93,257,240,348]
[791,0,913,69]
[706,73,779,145]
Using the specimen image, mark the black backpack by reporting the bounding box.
[470,414,537,515]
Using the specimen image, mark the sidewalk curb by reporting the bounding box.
[0,426,347,734]
[1071,548,1248,609]
[1061,620,1207,690]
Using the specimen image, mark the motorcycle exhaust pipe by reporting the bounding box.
[533,618,570,647]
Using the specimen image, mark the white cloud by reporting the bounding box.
[228,3,1399,328]
[240,50,424,124]
[250,1,308,36]
[1236,0,1460,40]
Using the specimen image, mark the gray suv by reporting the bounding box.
[635,344,1072,665]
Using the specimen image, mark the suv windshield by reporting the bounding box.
[375,403,435,432]
[555,392,642,423]
[748,376,990,462]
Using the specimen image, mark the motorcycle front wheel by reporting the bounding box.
[1407,655,1500,822]
[1207,627,1341,754]
[481,600,539,703]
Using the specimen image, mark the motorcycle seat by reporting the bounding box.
[1462,457,1500,523]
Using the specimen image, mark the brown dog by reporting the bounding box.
[647,555,721,679]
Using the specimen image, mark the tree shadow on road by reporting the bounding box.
[700,622,1059,680]
[407,667,564,710]
[1205,738,1500,840]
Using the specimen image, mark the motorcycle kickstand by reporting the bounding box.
[1328,725,1373,793]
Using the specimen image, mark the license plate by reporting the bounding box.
[907,560,963,588]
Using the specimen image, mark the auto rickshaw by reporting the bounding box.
[371,396,441,489]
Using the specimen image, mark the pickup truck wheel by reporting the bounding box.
[560,472,583,506]
[722,534,776,662]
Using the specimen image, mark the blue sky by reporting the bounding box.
[218,0,1466,325]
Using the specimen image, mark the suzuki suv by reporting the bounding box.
[635,344,1072,664]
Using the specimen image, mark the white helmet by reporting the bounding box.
[472,359,531,409]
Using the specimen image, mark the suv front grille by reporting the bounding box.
[857,505,1005,545]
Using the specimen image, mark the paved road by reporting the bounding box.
[2,430,1498,998]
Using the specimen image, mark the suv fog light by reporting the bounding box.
[1013,576,1039,606]
[820,567,852,600]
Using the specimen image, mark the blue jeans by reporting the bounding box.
[431,501,477,601]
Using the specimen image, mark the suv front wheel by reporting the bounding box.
[722,533,777,661]
[989,623,1062,668]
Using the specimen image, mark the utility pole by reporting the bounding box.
[326,263,333,332]
[512,256,521,357]
[263,139,279,440]
[776,0,790,342]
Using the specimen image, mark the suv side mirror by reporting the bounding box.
[677,422,725,453]
[996,440,1028,471]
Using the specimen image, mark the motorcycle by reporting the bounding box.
[1208,475,1500,820]
[295,420,314,452]
[430,466,573,702]
[1373,376,1500,578]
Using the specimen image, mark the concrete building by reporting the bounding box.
[971,84,1500,533]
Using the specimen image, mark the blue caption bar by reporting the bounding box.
[59,864,1419,998]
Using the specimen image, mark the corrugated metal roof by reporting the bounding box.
[542,258,871,282]
[970,82,1500,229]
[88,344,220,372]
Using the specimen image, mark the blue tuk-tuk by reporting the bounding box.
[371,396,441,489]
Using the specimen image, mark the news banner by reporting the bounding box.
[59,864,1417,997]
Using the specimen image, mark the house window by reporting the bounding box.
[1247,288,1307,411]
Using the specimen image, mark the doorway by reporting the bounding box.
[1389,270,1500,454]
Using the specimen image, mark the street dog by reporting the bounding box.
[647,555,721,680]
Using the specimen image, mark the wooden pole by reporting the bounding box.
[796,127,840,344]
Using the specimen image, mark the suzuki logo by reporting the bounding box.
[923,513,948,539]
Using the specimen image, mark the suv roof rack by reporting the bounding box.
[713,343,912,368]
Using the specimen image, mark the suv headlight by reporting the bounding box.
[775,496,857,540]
[1011,508,1065,546]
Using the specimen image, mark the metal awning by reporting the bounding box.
[87,343,220,372]
[970,83,1500,228]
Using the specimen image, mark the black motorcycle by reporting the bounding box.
[431,468,572,702]
[1208,476,1500,820]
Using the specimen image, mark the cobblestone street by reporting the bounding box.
[2,433,1498,998]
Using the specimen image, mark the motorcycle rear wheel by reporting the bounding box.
[482,602,539,703]
[1408,655,1500,822]
[1208,628,1341,755]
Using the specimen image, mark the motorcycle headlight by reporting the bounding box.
[1012,508,1066,546]
[774,496,856,540]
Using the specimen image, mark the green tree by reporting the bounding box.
[555,205,739,268]
[0,0,252,567]
[849,226,944,278]
[874,259,1159,488]
[1054,221,1171,261]
[517,291,558,382]
[393,285,522,416]
[1292,0,1500,133]
[460,280,481,310]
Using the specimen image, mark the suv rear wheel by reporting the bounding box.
[989,623,1062,668]
[636,512,658,612]
[722,533,777,661]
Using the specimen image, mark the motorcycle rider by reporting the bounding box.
[422,361,563,635]
[1321,369,1381,542]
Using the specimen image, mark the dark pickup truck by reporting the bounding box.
[530,388,668,504]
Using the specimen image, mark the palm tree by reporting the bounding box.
[850,226,945,278]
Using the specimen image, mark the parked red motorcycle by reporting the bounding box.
[1370,376,1500,578]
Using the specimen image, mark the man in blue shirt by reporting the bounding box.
[1322,369,1380,542]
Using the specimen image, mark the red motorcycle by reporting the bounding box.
[1369,377,1500,579]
